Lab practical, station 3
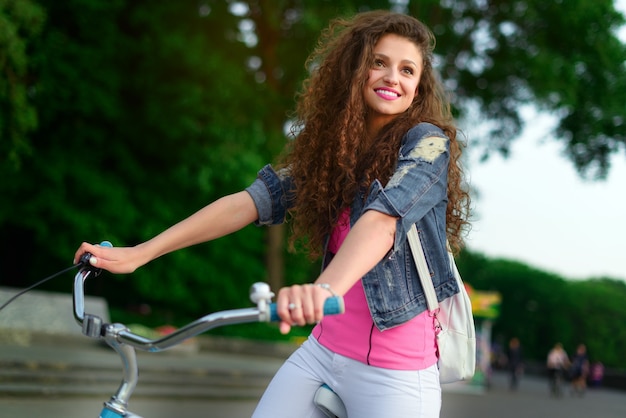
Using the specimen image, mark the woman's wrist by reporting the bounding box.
[313,283,338,297]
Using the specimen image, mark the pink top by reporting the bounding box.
[312,209,438,370]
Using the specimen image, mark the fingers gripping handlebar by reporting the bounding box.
[77,240,112,270]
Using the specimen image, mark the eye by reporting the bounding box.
[373,59,385,68]
[402,66,415,75]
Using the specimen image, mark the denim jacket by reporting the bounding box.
[245,122,459,331]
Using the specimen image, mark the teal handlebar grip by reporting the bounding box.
[269,296,345,322]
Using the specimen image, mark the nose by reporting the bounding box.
[382,68,399,85]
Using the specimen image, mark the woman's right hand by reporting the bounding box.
[73,242,147,275]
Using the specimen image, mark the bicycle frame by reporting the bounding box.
[72,264,344,418]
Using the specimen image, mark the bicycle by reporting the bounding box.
[72,250,348,418]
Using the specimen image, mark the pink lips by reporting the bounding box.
[374,88,400,100]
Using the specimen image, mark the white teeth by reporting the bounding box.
[376,89,399,98]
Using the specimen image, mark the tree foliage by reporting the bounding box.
[1,0,272,316]
[403,0,626,178]
[458,250,626,369]
[0,0,45,168]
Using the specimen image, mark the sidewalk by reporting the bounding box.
[0,333,288,399]
[0,285,295,400]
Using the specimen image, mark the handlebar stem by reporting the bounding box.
[103,323,139,407]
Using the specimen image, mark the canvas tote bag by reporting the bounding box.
[407,224,476,383]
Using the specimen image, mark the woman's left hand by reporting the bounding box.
[275,283,335,334]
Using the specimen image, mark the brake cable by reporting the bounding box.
[0,263,87,312]
[0,241,112,312]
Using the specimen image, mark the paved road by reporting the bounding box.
[1,338,625,418]
[441,372,626,418]
[2,373,625,418]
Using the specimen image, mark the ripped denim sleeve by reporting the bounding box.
[363,123,450,241]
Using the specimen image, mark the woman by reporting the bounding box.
[75,10,470,417]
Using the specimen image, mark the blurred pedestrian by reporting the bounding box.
[569,344,589,396]
[546,343,569,397]
[507,337,523,390]
[589,361,604,388]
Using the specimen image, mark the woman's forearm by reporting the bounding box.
[274,209,397,333]
[74,191,259,274]
[138,191,259,261]
[315,210,396,295]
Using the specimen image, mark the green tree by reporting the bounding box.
[461,254,574,360]
[0,0,45,168]
[1,0,270,318]
[565,279,626,367]
[459,250,626,369]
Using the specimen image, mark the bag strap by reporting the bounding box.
[407,224,439,312]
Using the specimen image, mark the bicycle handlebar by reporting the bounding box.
[73,257,344,351]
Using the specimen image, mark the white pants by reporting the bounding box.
[252,336,441,418]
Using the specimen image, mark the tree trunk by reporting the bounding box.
[266,224,285,291]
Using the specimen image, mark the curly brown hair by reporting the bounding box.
[280,10,470,258]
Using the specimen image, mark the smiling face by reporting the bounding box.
[363,33,423,136]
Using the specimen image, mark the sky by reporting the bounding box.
[464,113,626,282]
[462,1,626,282]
